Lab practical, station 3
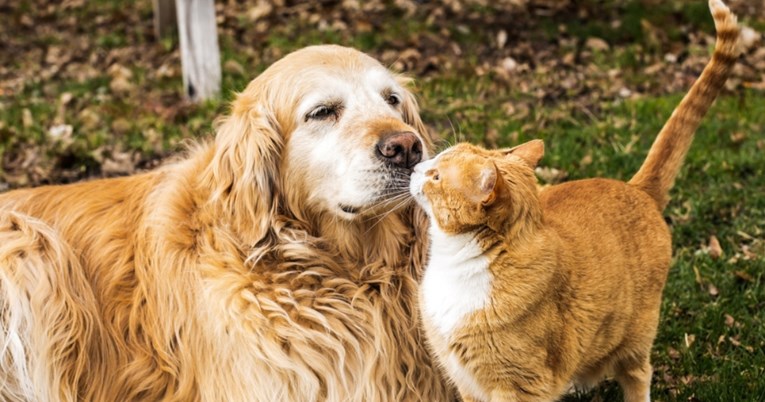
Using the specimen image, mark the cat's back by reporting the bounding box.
[540,178,667,240]
[539,177,671,301]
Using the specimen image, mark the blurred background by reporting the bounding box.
[1,0,763,400]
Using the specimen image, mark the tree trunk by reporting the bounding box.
[152,0,177,39]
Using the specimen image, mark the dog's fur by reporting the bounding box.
[0,45,454,401]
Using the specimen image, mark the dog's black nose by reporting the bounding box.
[376,132,423,169]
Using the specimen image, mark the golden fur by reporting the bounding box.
[0,45,454,401]
[410,1,740,401]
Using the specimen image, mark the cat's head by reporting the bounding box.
[409,140,544,234]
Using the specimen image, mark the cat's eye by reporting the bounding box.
[426,169,440,182]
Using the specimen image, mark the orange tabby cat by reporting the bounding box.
[410,1,741,401]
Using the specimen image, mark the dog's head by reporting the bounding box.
[207,45,432,243]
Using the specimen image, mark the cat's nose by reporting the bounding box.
[376,132,423,169]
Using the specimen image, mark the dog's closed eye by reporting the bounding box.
[306,102,343,122]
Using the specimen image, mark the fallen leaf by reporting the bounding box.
[724,314,735,327]
[644,62,664,75]
[585,37,610,52]
[224,60,245,76]
[101,150,138,176]
[111,118,131,135]
[22,108,33,129]
[247,1,273,22]
[708,235,723,259]
[78,108,101,130]
[684,333,696,349]
[496,29,507,49]
[740,26,761,51]
[692,265,703,285]
[484,128,499,149]
[48,124,73,145]
[741,245,757,260]
[500,57,518,73]
[535,167,568,184]
[707,283,719,297]
[730,132,747,144]
[562,51,576,65]
[108,64,134,95]
[618,87,632,98]
[733,270,754,283]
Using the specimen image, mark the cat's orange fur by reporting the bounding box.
[410,1,741,401]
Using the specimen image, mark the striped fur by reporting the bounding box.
[629,0,742,209]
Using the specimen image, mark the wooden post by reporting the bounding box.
[152,0,177,39]
[175,0,221,102]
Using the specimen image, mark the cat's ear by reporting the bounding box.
[503,139,545,168]
[479,163,503,206]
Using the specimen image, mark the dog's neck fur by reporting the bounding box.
[188,142,425,278]
[132,143,444,401]
[316,212,422,268]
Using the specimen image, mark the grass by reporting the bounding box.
[1,0,763,399]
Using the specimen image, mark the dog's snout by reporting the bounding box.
[376,132,423,169]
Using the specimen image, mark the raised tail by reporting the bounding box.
[629,0,741,210]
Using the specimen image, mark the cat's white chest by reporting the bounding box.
[420,226,493,338]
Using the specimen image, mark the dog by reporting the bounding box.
[0,45,454,401]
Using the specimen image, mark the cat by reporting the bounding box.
[409,1,741,401]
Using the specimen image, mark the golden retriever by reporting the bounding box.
[0,45,454,401]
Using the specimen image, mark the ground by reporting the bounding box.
[0,0,763,400]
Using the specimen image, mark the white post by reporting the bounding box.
[175,0,221,102]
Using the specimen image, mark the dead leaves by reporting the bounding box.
[246,1,273,22]
[47,124,74,149]
[535,166,569,184]
[733,270,754,283]
[108,64,135,96]
[95,147,141,176]
[223,60,245,77]
[724,313,735,328]
[584,37,610,52]
[708,235,724,260]
[740,26,762,52]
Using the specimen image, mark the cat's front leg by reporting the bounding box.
[614,356,652,402]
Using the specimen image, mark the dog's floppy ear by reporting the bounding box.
[206,93,283,245]
[396,75,435,154]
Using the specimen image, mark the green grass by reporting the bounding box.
[1,0,763,399]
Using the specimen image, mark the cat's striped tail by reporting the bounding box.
[629,0,741,210]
